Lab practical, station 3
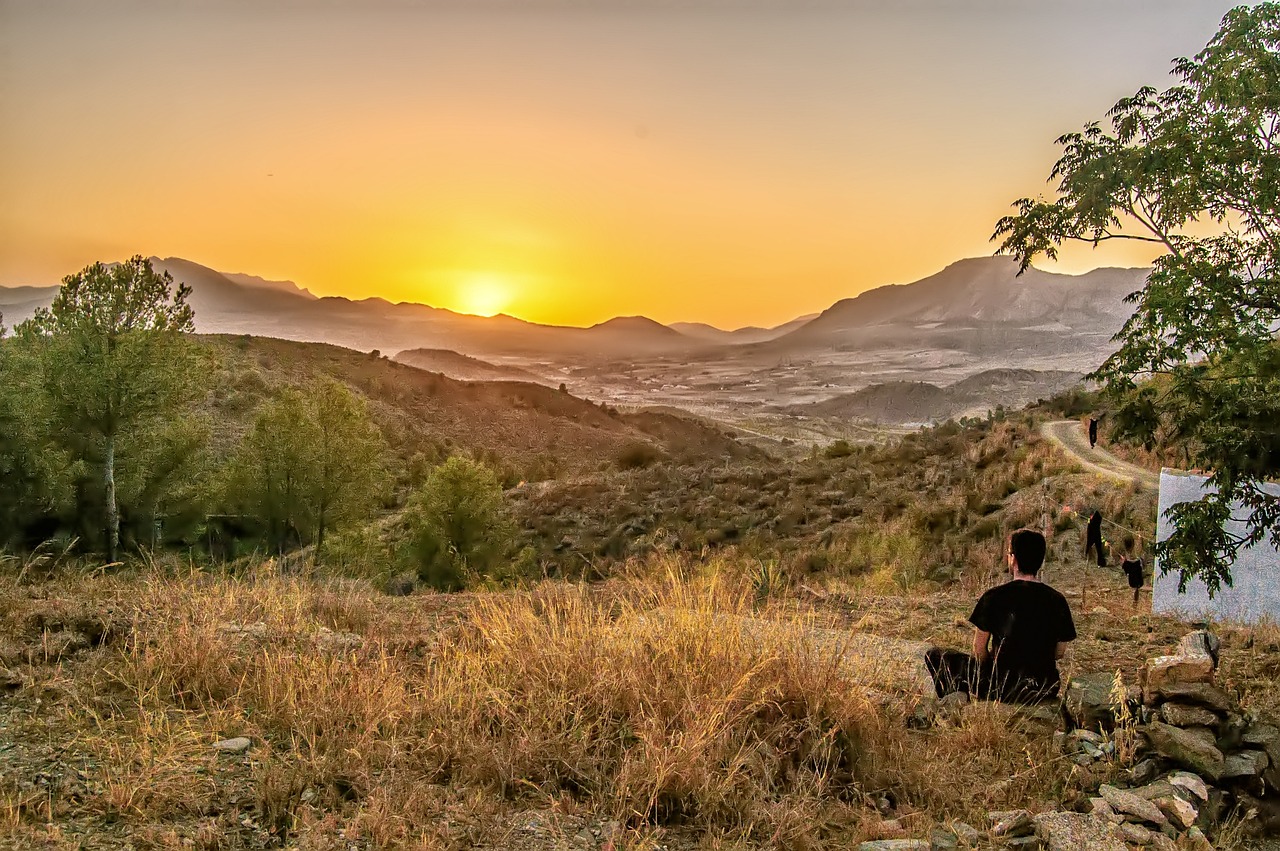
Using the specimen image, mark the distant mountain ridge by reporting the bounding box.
[1,255,1149,367]
[223,271,317,300]
[796,368,1085,425]
[393,348,549,384]
[671,314,817,344]
[772,257,1145,346]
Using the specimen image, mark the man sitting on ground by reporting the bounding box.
[925,529,1077,703]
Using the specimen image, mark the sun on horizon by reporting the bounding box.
[453,273,515,318]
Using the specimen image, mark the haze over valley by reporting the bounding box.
[2,255,1144,434]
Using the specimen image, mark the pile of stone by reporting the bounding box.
[1059,629,1279,843]
[863,630,1276,850]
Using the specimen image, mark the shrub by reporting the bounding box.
[824,439,854,459]
[616,441,663,470]
[404,457,511,591]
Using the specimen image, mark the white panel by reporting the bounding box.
[1153,469,1280,625]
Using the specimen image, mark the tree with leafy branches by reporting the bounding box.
[308,378,386,551]
[16,257,200,562]
[994,4,1280,593]
[405,455,510,591]
[0,313,67,547]
[229,379,385,554]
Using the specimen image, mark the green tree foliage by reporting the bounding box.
[994,4,1280,592]
[15,258,201,561]
[0,314,67,546]
[405,456,510,591]
[309,379,387,549]
[229,379,385,554]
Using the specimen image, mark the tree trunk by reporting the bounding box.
[105,434,119,563]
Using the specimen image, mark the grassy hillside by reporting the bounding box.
[200,334,757,487]
[511,410,1158,588]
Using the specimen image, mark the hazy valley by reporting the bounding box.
[1,255,1146,436]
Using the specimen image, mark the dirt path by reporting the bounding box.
[1040,420,1161,490]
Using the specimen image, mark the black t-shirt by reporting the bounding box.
[970,579,1076,693]
[1121,558,1144,589]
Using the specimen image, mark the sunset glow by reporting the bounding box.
[455,274,515,318]
[0,1,1240,328]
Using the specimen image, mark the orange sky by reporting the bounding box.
[0,1,1244,328]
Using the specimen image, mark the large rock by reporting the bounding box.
[1115,822,1155,845]
[1243,721,1280,757]
[1032,812,1126,851]
[1147,682,1235,714]
[1175,630,1220,666]
[1064,672,1119,731]
[1098,784,1167,827]
[989,809,1034,838]
[1144,721,1226,780]
[1153,794,1198,831]
[1144,654,1214,698]
[1159,702,1220,728]
[1167,770,1210,802]
[1221,749,1269,780]
[212,736,252,755]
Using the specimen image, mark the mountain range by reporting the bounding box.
[0,255,1148,367]
[756,257,1148,359]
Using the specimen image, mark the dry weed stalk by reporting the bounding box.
[1108,670,1138,766]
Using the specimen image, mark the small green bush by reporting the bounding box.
[403,456,511,591]
[824,439,854,459]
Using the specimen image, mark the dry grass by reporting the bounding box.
[5,553,1254,849]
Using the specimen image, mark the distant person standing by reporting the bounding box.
[1088,417,1099,449]
[1085,510,1107,567]
[1120,535,1145,607]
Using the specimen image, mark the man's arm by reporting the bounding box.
[973,628,992,662]
[1055,641,1068,659]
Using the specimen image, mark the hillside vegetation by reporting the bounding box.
[510,409,1156,592]
[201,335,753,484]
[5,544,1277,849]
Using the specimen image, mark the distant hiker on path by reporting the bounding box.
[1085,510,1106,567]
[1120,535,1145,608]
[924,529,1077,704]
[1088,417,1099,449]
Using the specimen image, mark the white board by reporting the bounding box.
[1153,469,1280,625]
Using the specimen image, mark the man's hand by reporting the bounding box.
[1055,641,1069,660]
[973,628,992,662]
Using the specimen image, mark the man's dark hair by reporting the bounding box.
[1010,528,1046,575]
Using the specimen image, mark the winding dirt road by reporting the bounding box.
[1040,420,1161,490]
